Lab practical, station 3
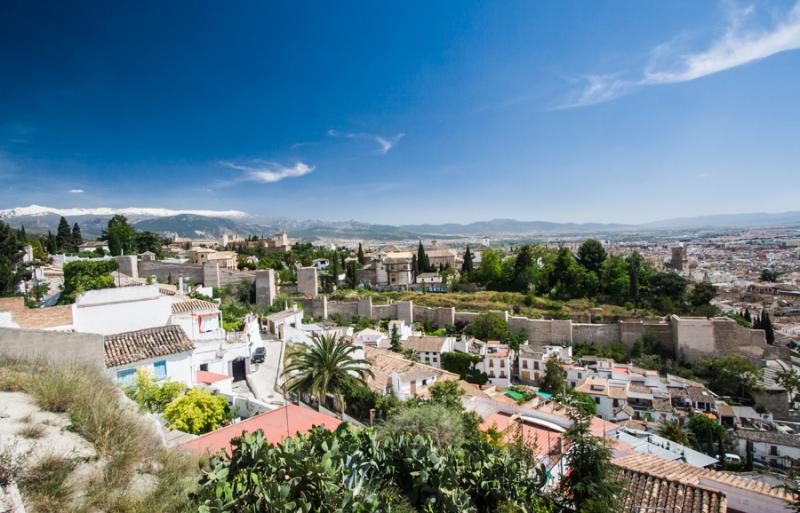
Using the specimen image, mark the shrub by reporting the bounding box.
[163,388,231,435]
[125,369,187,413]
[17,424,46,439]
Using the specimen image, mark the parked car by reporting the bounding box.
[251,346,266,364]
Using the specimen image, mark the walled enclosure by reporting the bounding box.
[296,296,775,362]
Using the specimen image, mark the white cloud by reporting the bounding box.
[220,160,314,183]
[327,129,405,154]
[68,189,84,194]
[560,1,800,108]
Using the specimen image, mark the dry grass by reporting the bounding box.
[18,455,77,513]
[17,424,46,439]
[0,357,199,512]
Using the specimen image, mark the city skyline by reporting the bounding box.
[2,1,800,224]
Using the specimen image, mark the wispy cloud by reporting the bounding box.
[327,129,405,154]
[219,160,314,183]
[559,1,800,108]
[68,188,84,194]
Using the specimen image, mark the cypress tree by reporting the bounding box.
[390,324,401,352]
[18,225,27,244]
[744,308,752,323]
[56,216,72,252]
[71,222,83,251]
[417,241,429,273]
[628,251,643,308]
[411,254,418,278]
[45,230,57,254]
[331,250,339,284]
[461,245,474,277]
[762,310,775,344]
[357,243,365,265]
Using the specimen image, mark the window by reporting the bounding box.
[578,373,582,379]
[500,360,505,368]
[200,363,208,371]
[770,446,779,456]
[153,360,167,380]
[522,360,528,369]
[534,361,539,370]
[117,368,136,385]
[422,379,428,386]
[489,359,494,367]
[594,397,600,404]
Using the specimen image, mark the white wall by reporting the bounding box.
[72,285,174,335]
[110,351,194,387]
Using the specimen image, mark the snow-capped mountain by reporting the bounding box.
[0,204,248,219]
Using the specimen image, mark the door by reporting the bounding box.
[231,357,247,382]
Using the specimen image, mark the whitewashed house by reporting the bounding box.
[105,325,195,386]
[401,335,455,368]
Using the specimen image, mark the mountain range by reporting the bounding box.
[2,205,800,240]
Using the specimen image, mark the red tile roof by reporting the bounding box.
[180,404,341,456]
[196,370,231,385]
[104,325,195,368]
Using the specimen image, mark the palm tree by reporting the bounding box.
[283,332,374,418]
[658,419,689,446]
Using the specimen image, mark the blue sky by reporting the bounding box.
[1,1,800,224]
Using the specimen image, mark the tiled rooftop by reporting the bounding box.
[104,324,195,367]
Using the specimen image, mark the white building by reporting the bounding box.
[353,328,389,348]
[518,344,572,384]
[401,335,456,368]
[72,285,175,335]
[735,429,800,469]
[476,342,514,387]
[105,325,195,386]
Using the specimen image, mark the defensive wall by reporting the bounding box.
[296,296,780,362]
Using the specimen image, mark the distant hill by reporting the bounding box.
[641,211,800,230]
[400,218,633,236]
[3,204,800,241]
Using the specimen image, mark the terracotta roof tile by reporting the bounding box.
[618,467,727,513]
[171,299,218,314]
[180,404,341,456]
[104,325,194,367]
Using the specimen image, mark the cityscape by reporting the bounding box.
[2,2,800,513]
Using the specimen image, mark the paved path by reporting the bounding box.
[246,339,286,405]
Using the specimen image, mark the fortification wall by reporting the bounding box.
[372,303,398,320]
[139,261,203,285]
[0,328,105,367]
[572,323,621,345]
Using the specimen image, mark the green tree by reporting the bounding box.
[511,245,535,292]
[163,387,231,434]
[760,268,780,282]
[70,222,82,250]
[658,419,689,446]
[689,282,717,307]
[59,259,118,303]
[577,239,607,274]
[699,355,763,398]
[686,414,725,454]
[345,261,358,289]
[465,312,508,341]
[541,358,566,395]
[390,324,402,352]
[428,379,464,410]
[441,351,488,385]
[103,214,135,256]
[56,216,72,252]
[417,241,430,273]
[461,245,474,278]
[357,242,366,265]
[45,230,58,254]
[283,332,374,417]
[559,398,621,513]
[600,255,630,304]
[628,251,643,307]
[0,220,24,295]
[134,231,163,256]
[476,249,504,289]
[760,309,775,344]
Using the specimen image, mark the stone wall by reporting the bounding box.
[0,328,105,367]
[289,296,774,362]
[139,260,204,285]
[297,267,319,299]
[255,269,277,308]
